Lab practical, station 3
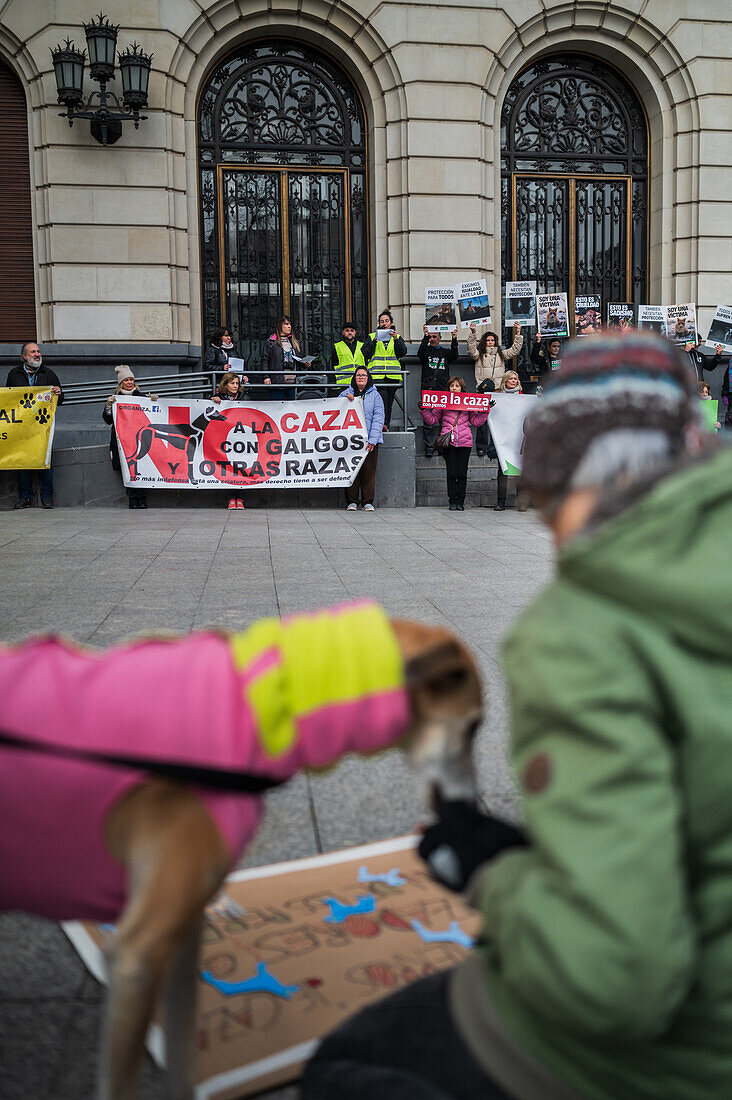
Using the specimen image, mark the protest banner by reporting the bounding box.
[64,836,480,1099]
[112,395,367,491]
[0,387,57,471]
[487,393,538,475]
[664,303,697,346]
[505,281,537,326]
[574,295,602,337]
[637,305,666,336]
[606,302,635,330]
[705,305,732,354]
[700,399,719,433]
[424,287,457,332]
[455,279,491,328]
[421,390,491,412]
[536,293,569,338]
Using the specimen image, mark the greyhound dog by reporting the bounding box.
[0,602,482,1100]
[127,406,227,484]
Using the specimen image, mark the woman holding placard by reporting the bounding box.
[468,321,522,454]
[421,376,488,511]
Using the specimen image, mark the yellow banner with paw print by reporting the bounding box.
[0,387,58,469]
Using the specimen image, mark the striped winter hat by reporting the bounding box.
[521,334,697,496]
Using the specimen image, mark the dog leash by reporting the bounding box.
[0,728,286,794]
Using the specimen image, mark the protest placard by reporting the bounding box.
[227,356,246,375]
[64,836,481,1100]
[112,395,367,491]
[455,279,491,328]
[704,305,732,354]
[505,281,536,326]
[0,387,57,470]
[700,399,719,433]
[487,393,538,475]
[664,303,697,346]
[606,302,635,330]
[536,293,569,338]
[420,390,492,412]
[424,287,457,332]
[637,305,666,336]
[574,295,602,337]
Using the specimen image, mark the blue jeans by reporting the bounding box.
[301,971,510,1099]
[18,467,53,503]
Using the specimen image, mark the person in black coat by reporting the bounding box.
[529,334,564,390]
[418,325,458,456]
[102,365,158,509]
[5,340,63,508]
[203,327,238,378]
[685,338,724,382]
[260,316,302,400]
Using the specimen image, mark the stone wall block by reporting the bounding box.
[130,304,174,341]
[53,304,131,341]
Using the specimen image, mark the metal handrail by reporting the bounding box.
[60,369,412,429]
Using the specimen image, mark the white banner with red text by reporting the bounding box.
[112,396,367,490]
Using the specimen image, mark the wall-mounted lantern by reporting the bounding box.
[50,13,153,146]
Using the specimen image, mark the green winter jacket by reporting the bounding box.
[451,446,732,1100]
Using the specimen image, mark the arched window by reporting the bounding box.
[198,42,368,366]
[0,60,36,341]
[501,54,648,319]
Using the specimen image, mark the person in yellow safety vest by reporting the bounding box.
[331,322,366,392]
[362,309,408,428]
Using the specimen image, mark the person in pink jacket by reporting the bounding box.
[421,376,488,511]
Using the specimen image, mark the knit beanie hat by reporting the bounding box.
[521,334,697,497]
[115,363,134,383]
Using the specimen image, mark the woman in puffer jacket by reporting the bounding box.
[421,376,488,511]
[468,321,523,454]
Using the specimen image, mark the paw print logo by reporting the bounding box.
[35,407,50,425]
[20,392,36,409]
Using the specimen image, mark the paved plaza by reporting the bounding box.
[0,505,553,1099]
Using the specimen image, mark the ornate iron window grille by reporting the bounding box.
[197,42,368,362]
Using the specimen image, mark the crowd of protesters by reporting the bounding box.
[3,317,730,511]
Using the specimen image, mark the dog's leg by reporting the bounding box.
[161,919,203,1100]
[99,780,230,1100]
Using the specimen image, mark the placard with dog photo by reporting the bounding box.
[574,295,602,338]
[505,281,537,327]
[456,279,492,328]
[638,304,666,336]
[536,293,569,338]
[606,302,635,331]
[704,305,732,354]
[424,287,458,332]
[112,395,367,491]
[664,303,697,346]
[65,836,481,1100]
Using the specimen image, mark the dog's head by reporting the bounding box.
[391,620,482,807]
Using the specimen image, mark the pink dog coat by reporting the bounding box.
[0,602,409,922]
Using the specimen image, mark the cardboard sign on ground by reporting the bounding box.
[64,836,481,1100]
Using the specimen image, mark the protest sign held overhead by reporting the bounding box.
[424,287,457,332]
[638,305,666,336]
[112,396,367,491]
[705,305,732,354]
[0,387,58,471]
[536,293,569,338]
[574,295,602,337]
[606,302,635,330]
[487,393,538,475]
[505,281,536,326]
[456,279,492,328]
[664,303,697,346]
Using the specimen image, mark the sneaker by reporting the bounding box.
[457,503,465,511]
[493,503,505,511]
[448,502,458,511]
[227,498,238,509]
[41,499,54,509]
[346,502,358,511]
[363,503,375,511]
[236,499,245,509]
[14,499,32,509]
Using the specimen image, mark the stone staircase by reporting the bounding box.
[416,452,505,508]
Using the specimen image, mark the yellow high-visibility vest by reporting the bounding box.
[333,340,365,385]
[367,332,401,381]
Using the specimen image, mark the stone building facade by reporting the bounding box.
[0,0,729,377]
